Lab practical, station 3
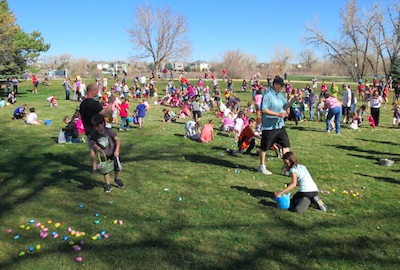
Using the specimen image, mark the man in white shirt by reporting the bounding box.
[342,84,352,123]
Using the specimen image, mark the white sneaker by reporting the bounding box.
[257,165,272,175]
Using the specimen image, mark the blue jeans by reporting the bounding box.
[326,106,342,133]
[120,117,130,130]
[65,132,81,143]
[309,103,316,120]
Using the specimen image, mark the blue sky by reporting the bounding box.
[8,0,388,63]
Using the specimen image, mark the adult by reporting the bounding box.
[139,74,146,89]
[12,77,18,95]
[79,84,115,173]
[323,93,342,134]
[258,76,298,175]
[342,84,352,124]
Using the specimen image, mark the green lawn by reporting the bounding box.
[0,78,399,270]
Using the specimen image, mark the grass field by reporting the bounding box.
[0,78,399,270]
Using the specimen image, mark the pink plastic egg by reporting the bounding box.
[75,256,83,263]
[118,220,123,225]
[6,229,12,233]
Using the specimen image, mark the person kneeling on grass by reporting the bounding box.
[274,152,327,213]
[90,115,125,193]
[62,116,84,143]
[230,117,258,155]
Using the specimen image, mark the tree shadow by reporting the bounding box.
[357,173,400,185]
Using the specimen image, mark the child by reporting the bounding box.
[26,108,41,125]
[119,98,130,131]
[8,91,17,104]
[199,120,215,143]
[13,104,27,120]
[231,117,258,155]
[391,101,400,127]
[232,111,244,140]
[184,120,202,141]
[111,95,121,124]
[348,112,361,129]
[163,109,176,123]
[62,116,83,143]
[90,115,124,193]
[275,152,327,213]
[220,113,234,133]
[136,99,147,129]
[49,95,58,107]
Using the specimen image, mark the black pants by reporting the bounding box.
[371,107,380,126]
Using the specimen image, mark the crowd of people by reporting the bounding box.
[6,71,399,211]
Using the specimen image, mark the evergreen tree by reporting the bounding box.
[0,0,50,75]
[389,57,400,85]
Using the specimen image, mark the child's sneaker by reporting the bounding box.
[104,184,112,193]
[313,195,327,212]
[119,128,124,131]
[114,178,125,188]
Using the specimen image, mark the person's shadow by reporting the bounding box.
[231,186,276,207]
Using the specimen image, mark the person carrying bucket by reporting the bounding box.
[274,152,327,213]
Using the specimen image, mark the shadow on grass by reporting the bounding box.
[231,185,276,208]
[357,173,400,185]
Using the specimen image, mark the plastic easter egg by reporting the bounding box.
[47,220,52,224]
[97,235,102,240]
[100,230,106,235]
[93,219,100,224]
[79,204,84,208]
[42,227,49,232]
[19,225,25,229]
[70,230,76,236]
[25,226,31,230]
[331,188,336,192]
[91,236,97,240]
[18,251,26,257]
[63,236,69,241]
[41,233,48,238]
[54,222,61,228]
[103,233,109,239]
[35,222,41,227]
[79,240,85,245]
[67,227,72,232]
[28,219,35,224]
[94,213,99,217]
[72,245,81,251]
[28,245,35,252]
[118,220,123,225]
[13,234,20,240]
[75,256,83,263]
[112,220,118,224]
[68,241,75,246]
[35,244,41,250]
[81,232,86,236]
[53,233,59,238]
[6,229,12,233]
[75,232,81,237]
[39,225,45,229]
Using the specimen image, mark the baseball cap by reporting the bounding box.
[273,77,284,86]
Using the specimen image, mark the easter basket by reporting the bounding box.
[96,150,114,175]
[379,158,394,166]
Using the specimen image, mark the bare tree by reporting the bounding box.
[305,0,400,80]
[298,48,318,69]
[219,49,257,79]
[270,45,294,75]
[127,4,191,75]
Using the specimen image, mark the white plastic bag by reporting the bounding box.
[58,129,66,144]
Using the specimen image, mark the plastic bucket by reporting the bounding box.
[44,119,52,125]
[275,194,291,209]
[127,117,133,123]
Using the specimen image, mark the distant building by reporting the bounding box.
[188,61,210,72]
